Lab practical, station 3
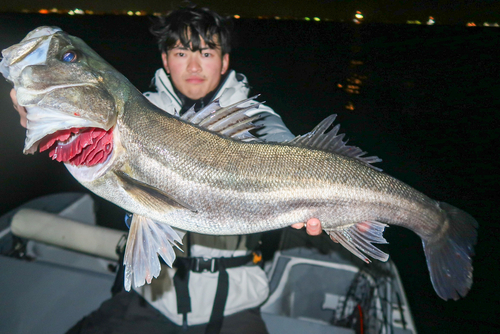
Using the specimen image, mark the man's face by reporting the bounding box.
[162,36,229,100]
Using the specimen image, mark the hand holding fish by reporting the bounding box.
[10,88,27,128]
[291,218,324,236]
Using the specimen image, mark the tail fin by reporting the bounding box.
[422,202,478,300]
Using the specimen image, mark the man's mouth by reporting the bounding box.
[39,127,113,166]
[186,76,204,84]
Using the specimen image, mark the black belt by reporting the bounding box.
[173,253,259,334]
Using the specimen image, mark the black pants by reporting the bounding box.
[66,290,269,334]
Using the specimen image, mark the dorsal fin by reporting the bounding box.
[179,96,263,142]
[285,115,382,171]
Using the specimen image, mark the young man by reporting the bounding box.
[10,6,322,334]
[136,7,322,333]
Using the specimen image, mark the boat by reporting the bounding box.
[0,192,417,333]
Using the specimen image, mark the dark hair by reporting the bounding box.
[150,5,233,55]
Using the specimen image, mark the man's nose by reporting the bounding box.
[187,55,202,73]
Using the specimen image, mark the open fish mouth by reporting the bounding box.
[22,102,116,156]
[39,127,114,166]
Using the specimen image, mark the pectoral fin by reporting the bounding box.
[327,221,389,263]
[115,170,197,213]
[123,214,183,291]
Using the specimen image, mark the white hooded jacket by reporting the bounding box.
[135,68,294,326]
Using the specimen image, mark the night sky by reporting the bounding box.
[2,0,500,24]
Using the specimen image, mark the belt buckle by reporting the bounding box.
[194,258,217,273]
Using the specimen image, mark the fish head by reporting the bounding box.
[0,26,132,172]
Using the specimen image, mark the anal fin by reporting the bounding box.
[327,221,389,263]
[123,214,183,291]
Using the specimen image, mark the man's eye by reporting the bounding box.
[61,51,77,62]
[203,52,211,57]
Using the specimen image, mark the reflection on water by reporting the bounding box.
[338,60,366,110]
[338,25,367,112]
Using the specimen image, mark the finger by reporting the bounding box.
[305,218,322,236]
[11,89,28,128]
[291,222,305,229]
[10,88,17,104]
[17,106,28,128]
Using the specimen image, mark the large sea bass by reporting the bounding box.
[1,27,477,300]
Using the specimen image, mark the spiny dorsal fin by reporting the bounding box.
[285,115,382,171]
[179,96,263,142]
[327,221,389,263]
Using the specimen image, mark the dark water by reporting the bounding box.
[0,13,498,333]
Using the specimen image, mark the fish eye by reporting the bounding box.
[61,51,77,63]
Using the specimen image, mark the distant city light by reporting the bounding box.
[6,7,499,25]
[353,10,363,24]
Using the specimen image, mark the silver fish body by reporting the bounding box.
[94,98,438,236]
[1,27,477,300]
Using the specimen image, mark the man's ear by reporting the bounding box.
[221,53,229,75]
[161,52,170,74]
